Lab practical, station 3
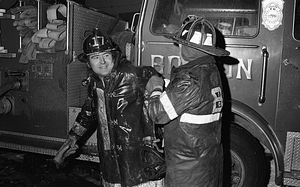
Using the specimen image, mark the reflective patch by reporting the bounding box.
[150,91,162,97]
[180,113,221,124]
[211,87,223,113]
[164,78,170,87]
[159,92,178,120]
[97,88,111,150]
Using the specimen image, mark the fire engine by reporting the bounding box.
[0,0,299,186]
[131,0,300,186]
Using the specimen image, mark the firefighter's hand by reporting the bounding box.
[146,76,164,97]
[152,139,164,153]
[53,135,79,168]
[143,136,164,153]
[143,136,154,146]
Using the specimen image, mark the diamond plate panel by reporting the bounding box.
[0,141,99,163]
[284,132,300,186]
[292,137,300,170]
[0,130,65,142]
[67,62,88,107]
[284,178,300,186]
[72,2,128,55]
[284,132,300,172]
[0,142,57,156]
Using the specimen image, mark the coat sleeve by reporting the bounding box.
[136,65,164,137]
[139,65,164,93]
[69,81,96,138]
[148,73,201,124]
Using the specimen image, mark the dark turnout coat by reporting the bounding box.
[70,58,159,186]
[148,54,224,187]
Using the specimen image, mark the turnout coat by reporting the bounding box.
[69,58,159,186]
[148,55,224,187]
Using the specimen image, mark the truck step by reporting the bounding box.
[284,132,300,186]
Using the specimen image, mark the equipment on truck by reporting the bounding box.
[0,0,128,164]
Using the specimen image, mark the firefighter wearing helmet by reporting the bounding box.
[54,28,165,187]
[145,16,229,187]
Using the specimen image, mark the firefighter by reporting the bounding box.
[53,28,164,187]
[145,16,230,187]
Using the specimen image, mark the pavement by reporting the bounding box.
[0,148,101,187]
[0,148,283,187]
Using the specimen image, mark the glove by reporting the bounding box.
[53,135,79,168]
[140,140,166,180]
[143,136,163,153]
[143,136,154,145]
[146,76,164,97]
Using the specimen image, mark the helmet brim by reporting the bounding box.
[167,35,230,57]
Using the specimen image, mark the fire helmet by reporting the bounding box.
[77,28,117,63]
[170,15,230,57]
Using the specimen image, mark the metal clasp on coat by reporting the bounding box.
[110,119,118,126]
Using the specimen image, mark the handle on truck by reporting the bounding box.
[258,46,269,105]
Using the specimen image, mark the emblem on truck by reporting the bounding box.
[262,0,284,31]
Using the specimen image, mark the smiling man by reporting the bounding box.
[88,51,115,77]
[54,28,164,187]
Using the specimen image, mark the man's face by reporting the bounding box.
[88,51,114,77]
